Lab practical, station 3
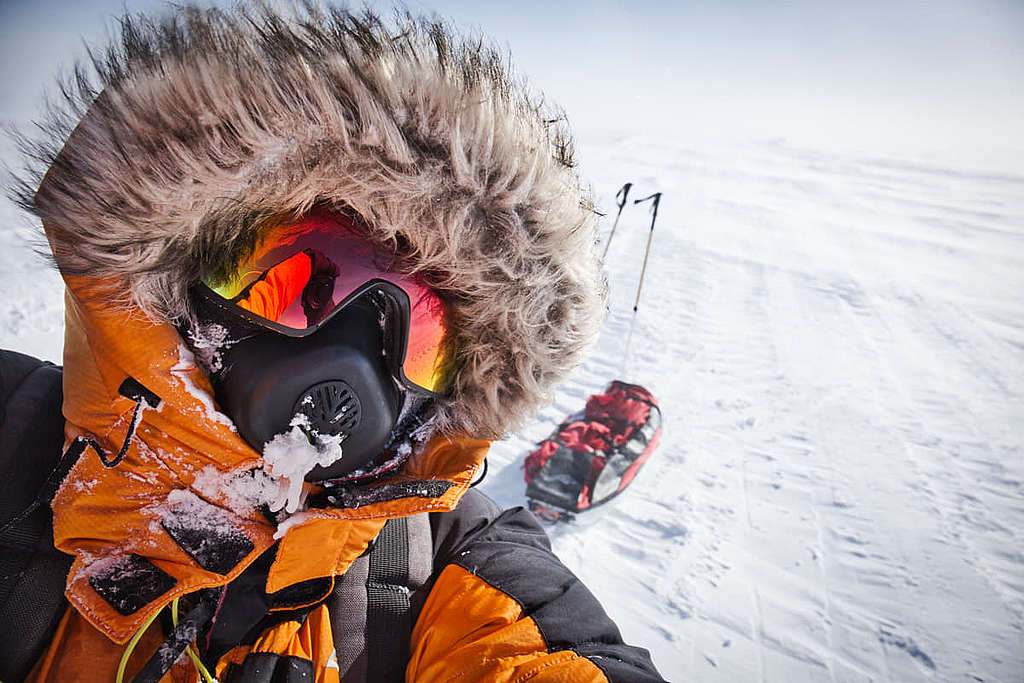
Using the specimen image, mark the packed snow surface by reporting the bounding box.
[480,138,1024,682]
[3,137,1022,681]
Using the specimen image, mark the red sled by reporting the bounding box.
[524,381,662,522]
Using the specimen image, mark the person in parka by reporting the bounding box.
[7,3,665,681]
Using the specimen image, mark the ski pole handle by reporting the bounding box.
[602,182,633,260]
[634,192,660,220]
[616,182,633,211]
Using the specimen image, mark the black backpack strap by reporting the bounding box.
[329,549,371,681]
[0,350,75,682]
[328,513,432,682]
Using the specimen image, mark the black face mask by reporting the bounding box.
[184,283,429,482]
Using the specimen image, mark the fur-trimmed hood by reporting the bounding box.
[18,2,606,439]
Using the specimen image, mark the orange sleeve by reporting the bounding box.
[237,252,312,321]
[408,564,606,682]
[408,495,663,682]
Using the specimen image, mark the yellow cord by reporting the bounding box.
[115,598,217,683]
[171,597,218,683]
[115,606,163,683]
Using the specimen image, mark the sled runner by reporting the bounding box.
[524,381,662,522]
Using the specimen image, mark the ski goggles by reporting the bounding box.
[198,213,452,394]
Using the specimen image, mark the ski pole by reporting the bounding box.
[601,182,633,260]
[620,309,639,377]
[632,192,661,312]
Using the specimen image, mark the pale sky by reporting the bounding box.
[2,0,1022,165]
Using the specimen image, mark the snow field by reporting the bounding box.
[0,199,64,359]
[482,137,1024,681]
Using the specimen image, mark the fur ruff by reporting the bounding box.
[13,3,606,438]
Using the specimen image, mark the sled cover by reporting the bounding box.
[525,381,661,520]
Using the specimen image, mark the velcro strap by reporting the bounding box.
[160,493,254,575]
[88,554,177,616]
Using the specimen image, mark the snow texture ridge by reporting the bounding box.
[191,465,281,517]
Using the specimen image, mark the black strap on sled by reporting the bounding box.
[0,350,74,682]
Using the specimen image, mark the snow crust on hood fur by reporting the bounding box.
[14,2,607,438]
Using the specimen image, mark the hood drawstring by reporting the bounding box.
[469,457,488,487]
[97,378,163,468]
[66,377,161,469]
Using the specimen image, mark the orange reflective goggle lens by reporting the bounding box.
[202,214,451,394]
